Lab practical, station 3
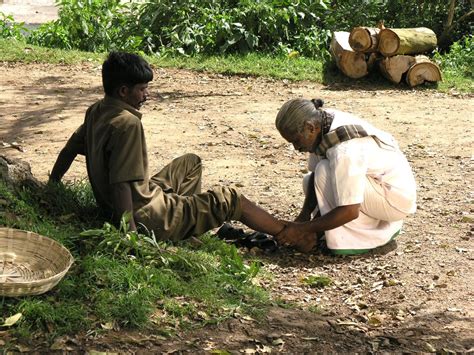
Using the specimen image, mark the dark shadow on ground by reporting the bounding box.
[321,61,440,92]
[157,90,250,101]
[2,76,102,140]
[14,307,472,353]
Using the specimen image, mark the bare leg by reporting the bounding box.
[239,195,286,236]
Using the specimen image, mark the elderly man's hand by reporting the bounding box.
[276,222,317,253]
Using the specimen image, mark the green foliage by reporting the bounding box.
[0,12,27,40]
[322,0,472,46]
[434,35,473,78]
[4,0,473,59]
[301,275,332,288]
[136,0,331,58]
[381,0,472,46]
[434,35,474,92]
[28,0,153,53]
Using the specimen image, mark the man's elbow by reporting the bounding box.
[344,204,360,221]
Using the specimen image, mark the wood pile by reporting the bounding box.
[330,24,442,87]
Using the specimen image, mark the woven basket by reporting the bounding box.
[0,228,74,297]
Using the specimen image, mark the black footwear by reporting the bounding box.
[216,223,278,253]
[217,223,246,240]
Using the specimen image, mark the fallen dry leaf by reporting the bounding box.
[2,313,22,327]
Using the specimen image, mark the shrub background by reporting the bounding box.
[18,0,473,58]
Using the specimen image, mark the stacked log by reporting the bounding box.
[331,26,442,87]
[330,31,372,79]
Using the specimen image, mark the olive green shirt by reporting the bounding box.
[66,96,154,212]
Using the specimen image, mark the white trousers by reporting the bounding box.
[303,160,405,252]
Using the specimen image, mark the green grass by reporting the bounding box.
[0,181,269,345]
[436,69,474,93]
[0,38,323,82]
[301,275,332,289]
[1,38,472,92]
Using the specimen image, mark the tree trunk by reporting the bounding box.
[349,27,380,52]
[438,9,474,50]
[330,31,369,79]
[378,55,416,84]
[378,27,437,57]
[406,55,442,87]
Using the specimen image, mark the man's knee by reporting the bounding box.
[181,153,201,166]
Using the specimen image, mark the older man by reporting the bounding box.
[274,98,417,255]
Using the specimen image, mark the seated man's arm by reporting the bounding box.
[49,145,79,183]
[111,181,137,231]
[49,124,86,183]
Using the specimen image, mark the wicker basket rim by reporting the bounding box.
[0,227,74,286]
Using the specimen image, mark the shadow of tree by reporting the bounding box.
[3,75,102,140]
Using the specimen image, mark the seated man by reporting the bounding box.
[274,98,417,255]
[49,51,285,242]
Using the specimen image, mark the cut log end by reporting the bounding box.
[378,29,400,56]
[406,56,442,87]
[349,27,380,52]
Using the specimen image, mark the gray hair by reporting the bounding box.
[275,98,325,136]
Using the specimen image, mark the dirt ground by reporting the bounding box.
[0,61,473,353]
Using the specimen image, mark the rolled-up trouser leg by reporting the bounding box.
[135,186,242,241]
[150,153,202,196]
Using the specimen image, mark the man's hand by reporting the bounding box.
[276,222,317,253]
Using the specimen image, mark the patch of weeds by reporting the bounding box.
[12,298,90,337]
[307,305,322,314]
[301,275,332,289]
[0,181,270,341]
[272,298,297,309]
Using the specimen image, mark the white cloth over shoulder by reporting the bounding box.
[306,109,417,253]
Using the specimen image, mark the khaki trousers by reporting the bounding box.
[136,153,242,241]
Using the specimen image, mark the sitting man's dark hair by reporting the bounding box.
[102,51,153,96]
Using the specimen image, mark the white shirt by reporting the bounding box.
[309,109,416,214]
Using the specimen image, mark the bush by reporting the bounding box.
[0,11,27,40]
[20,0,473,60]
[135,0,331,58]
[434,35,473,78]
[28,0,153,53]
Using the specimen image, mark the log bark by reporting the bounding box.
[406,55,442,87]
[330,31,369,79]
[349,27,380,52]
[378,27,437,57]
[378,55,416,84]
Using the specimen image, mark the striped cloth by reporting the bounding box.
[314,125,395,157]
[314,124,370,157]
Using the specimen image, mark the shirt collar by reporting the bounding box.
[103,95,143,119]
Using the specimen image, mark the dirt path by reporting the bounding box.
[1,62,473,353]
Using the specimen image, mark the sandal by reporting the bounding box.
[216,223,278,253]
[217,223,246,240]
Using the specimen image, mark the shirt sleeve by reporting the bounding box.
[107,117,146,184]
[327,139,369,206]
[65,124,86,156]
